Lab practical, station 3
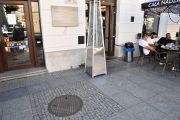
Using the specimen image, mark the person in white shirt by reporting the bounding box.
[147,32,158,45]
[139,34,156,55]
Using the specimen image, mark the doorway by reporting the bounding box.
[143,12,160,35]
[101,5,110,55]
[86,2,116,56]
[0,0,44,72]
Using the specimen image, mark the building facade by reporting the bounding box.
[0,0,179,73]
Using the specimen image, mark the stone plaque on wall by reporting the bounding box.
[51,6,78,27]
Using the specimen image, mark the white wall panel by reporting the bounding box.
[39,0,86,52]
[158,13,180,39]
[39,0,86,72]
[115,0,145,57]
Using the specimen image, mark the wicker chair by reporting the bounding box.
[137,46,153,65]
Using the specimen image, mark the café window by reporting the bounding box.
[143,13,160,35]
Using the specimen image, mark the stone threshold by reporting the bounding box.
[0,68,48,82]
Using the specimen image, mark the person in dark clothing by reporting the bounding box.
[13,25,25,41]
[156,33,175,51]
[156,33,175,59]
[158,33,175,46]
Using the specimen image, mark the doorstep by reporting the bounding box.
[0,67,48,82]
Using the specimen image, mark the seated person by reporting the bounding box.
[147,32,158,45]
[157,33,175,46]
[138,33,156,55]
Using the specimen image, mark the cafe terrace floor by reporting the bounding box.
[0,58,180,120]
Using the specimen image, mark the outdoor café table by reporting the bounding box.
[160,46,180,72]
[160,46,179,52]
[159,47,179,59]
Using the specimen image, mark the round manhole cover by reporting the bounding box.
[48,95,83,117]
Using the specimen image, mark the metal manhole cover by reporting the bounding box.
[48,95,83,117]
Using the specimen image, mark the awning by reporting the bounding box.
[142,0,180,14]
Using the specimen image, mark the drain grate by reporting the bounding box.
[48,95,83,117]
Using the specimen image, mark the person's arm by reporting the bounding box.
[145,45,156,52]
[149,43,154,47]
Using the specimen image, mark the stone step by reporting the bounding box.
[0,69,48,82]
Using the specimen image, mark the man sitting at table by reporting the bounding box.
[138,33,156,55]
[158,33,175,46]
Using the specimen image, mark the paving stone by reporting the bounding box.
[111,89,142,109]
[110,111,141,120]
[0,79,25,93]
[26,81,50,95]
[2,109,33,120]
[106,72,131,84]
[160,88,180,105]
[162,113,180,120]
[97,81,122,97]
[146,95,180,116]
[2,96,31,115]
[89,76,111,88]
[0,87,28,102]
[133,80,168,94]
[48,78,69,89]
[118,102,167,120]
[116,79,157,100]
[0,76,44,93]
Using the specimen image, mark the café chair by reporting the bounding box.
[137,46,153,65]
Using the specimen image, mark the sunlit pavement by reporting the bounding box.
[0,58,180,120]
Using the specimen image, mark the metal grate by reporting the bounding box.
[48,95,83,117]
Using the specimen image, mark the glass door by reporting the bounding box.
[0,1,34,71]
[101,5,110,55]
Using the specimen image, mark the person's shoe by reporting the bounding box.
[159,62,164,66]
[172,67,176,71]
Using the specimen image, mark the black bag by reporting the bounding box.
[125,42,134,48]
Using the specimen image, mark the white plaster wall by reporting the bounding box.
[158,13,169,38]
[115,0,145,57]
[45,49,86,72]
[166,13,180,40]
[158,13,180,39]
[39,0,86,52]
[39,0,86,72]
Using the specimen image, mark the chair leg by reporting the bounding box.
[152,61,157,70]
[141,57,144,66]
[161,63,167,76]
[173,64,177,76]
[149,56,151,63]
[137,56,141,64]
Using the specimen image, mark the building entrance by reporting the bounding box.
[0,0,44,72]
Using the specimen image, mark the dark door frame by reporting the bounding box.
[0,0,43,72]
[0,41,7,72]
[86,0,116,56]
